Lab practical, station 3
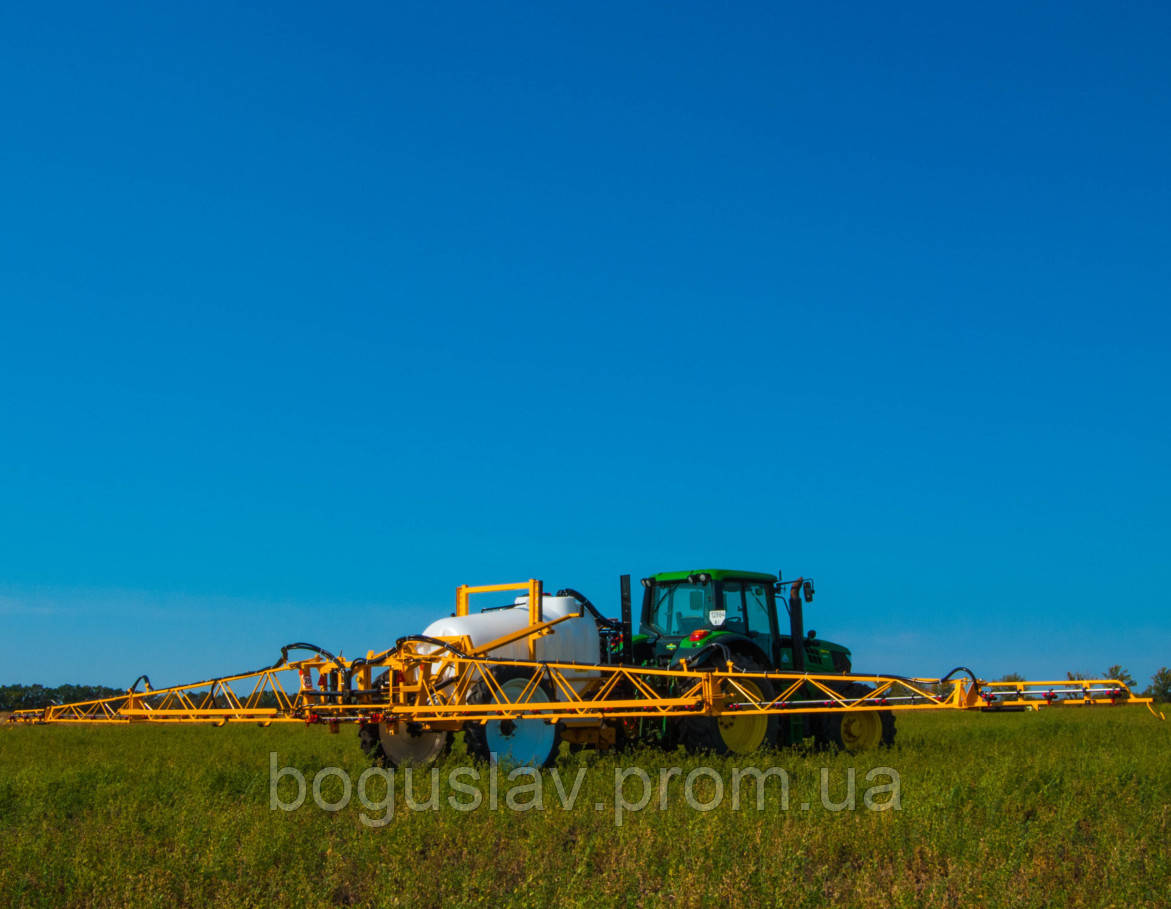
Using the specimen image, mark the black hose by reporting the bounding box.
[265,643,345,704]
[337,637,473,701]
[556,588,621,630]
[270,642,341,670]
[393,635,474,660]
[128,674,153,693]
[678,640,734,669]
[939,666,980,689]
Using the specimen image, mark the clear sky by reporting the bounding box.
[1,2,1168,689]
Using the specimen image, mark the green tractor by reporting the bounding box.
[621,569,896,754]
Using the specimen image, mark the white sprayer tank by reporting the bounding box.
[420,595,602,693]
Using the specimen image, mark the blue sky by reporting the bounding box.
[1,2,1168,688]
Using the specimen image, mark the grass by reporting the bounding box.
[1,708,1168,908]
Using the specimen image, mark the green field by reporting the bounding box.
[2,708,1168,908]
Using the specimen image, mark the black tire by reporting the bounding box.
[358,671,389,763]
[813,682,896,752]
[464,666,562,767]
[358,671,453,767]
[677,655,779,755]
[359,721,453,767]
[358,721,386,762]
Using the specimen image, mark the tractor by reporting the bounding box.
[624,569,896,754]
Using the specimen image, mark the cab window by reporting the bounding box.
[721,581,772,635]
[648,582,713,636]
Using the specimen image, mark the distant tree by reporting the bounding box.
[1066,671,1088,681]
[1104,665,1137,688]
[999,672,1025,683]
[1144,667,1171,702]
[252,690,281,709]
[18,684,48,709]
[0,683,122,711]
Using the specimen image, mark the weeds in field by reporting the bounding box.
[268,752,902,826]
[1,709,1168,908]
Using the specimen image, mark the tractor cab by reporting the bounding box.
[635,569,853,676]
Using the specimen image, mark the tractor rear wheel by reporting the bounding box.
[678,655,778,755]
[464,666,562,767]
[814,682,896,752]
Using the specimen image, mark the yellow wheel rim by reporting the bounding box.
[717,680,769,754]
[839,712,883,750]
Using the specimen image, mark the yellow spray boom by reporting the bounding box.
[8,577,1163,767]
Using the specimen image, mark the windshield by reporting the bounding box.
[646,582,715,636]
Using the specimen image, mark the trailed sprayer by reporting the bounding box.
[9,569,1163,766]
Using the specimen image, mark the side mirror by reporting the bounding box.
[803,580,814,602]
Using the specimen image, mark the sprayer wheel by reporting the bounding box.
[464,666,562,767]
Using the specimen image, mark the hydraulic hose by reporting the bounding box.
[678,640,735,669]
[392,635,473,660]
[128,674,153,693]
[270,642,342,669]
[555,588,621,630]
[939,666,980,689]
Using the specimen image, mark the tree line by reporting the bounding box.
[0,684,286,712]
[0,684,125,711]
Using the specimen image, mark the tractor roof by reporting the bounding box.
[651,569,777,583]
